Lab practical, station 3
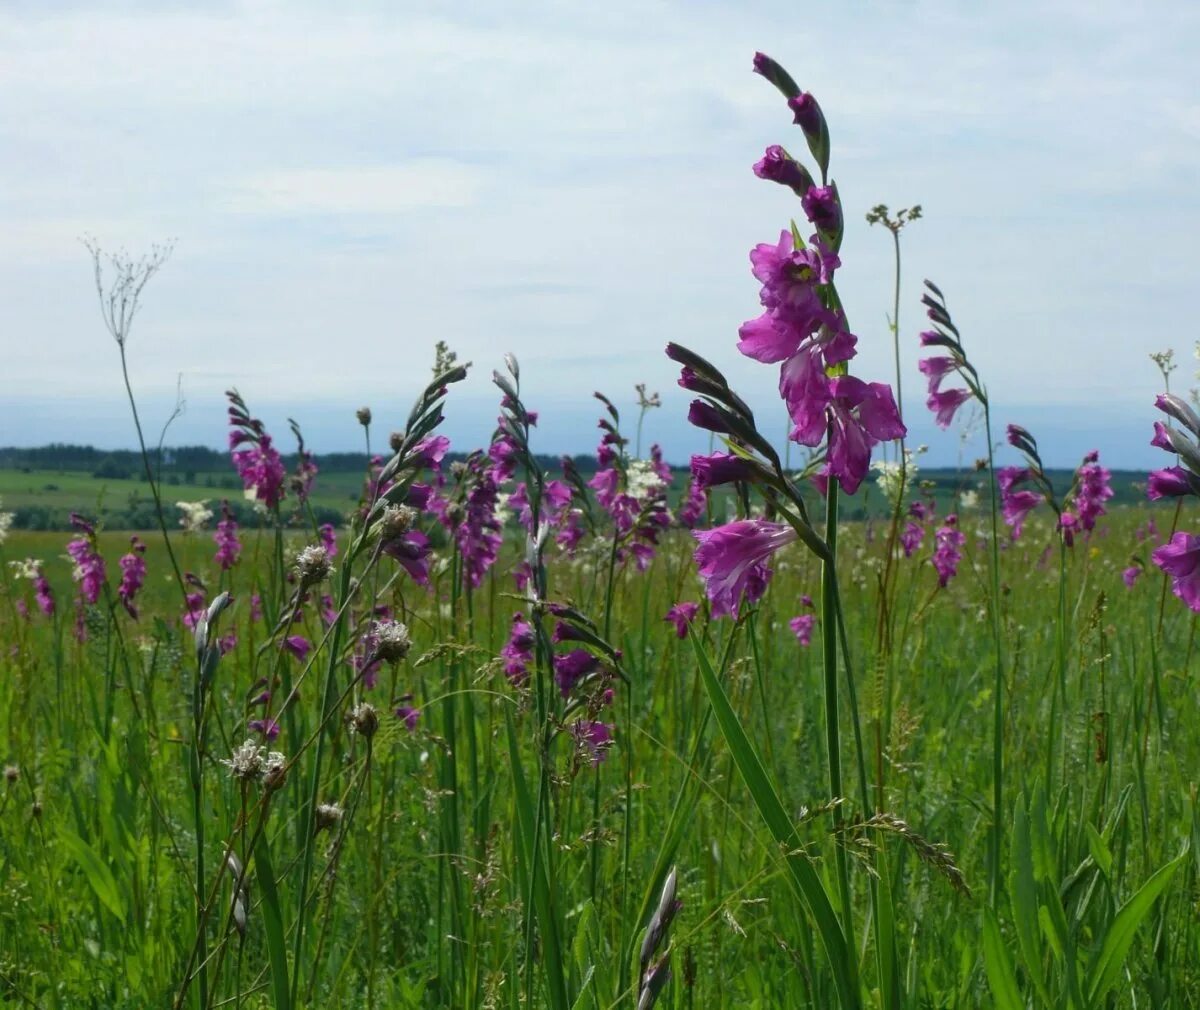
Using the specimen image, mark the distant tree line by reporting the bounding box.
[0,444,1154,532]
[0,443,602,478]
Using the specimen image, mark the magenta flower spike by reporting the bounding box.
[1152,532,1200,612]
[789,613,816,646]
[664,602,700,639]
[693,520,797,617]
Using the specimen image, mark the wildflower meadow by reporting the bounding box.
[3,51,1200,1010]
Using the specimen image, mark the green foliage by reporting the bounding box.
[0,500,1194,1007]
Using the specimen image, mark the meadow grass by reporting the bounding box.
[0,496,1195,1008]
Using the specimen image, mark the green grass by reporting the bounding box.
[0,497,1195,1008]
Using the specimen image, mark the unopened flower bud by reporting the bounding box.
[389,431,405,452]
[801,184,842,237]
[445,502,466,526]
[751,51,800,99]
[752,145,813,196]
[3,765,18,784]
[449,460,468,477]
[356,406,372,427]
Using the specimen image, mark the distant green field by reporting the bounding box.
[0,465,366,530]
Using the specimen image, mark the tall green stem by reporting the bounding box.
[822,485,854,932]
[982,403,1006,907]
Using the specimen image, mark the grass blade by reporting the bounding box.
[254,832,292,1010]
[981,907,1022,1010]
[1088,845,1187,1005]
[689,632,859,1009]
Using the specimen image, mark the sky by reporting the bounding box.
[2,0,1198,469]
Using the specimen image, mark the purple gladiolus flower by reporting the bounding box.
[66,526,106,606]
[1150,421,1173,451]
[116,536,147,619]
[1002,490,1041,540]
[249,718,280,741]
[319,523,338,559]
[686,399,729,433]
[787,91,823,135]
[282,635,311,661]
[919,351,972,429]
[931,515,964,588]
[1152,532,1200,612]
[822,377,907,494]
[693,520,797,618]
[927,387,973,429]
[554,649,600,697]
[571,720,613,766]
[34,567,55,617]
[230,427,287,510]
[395,698,421,731]
[677,476,707,529]
[383,530,431,586]
[214,502,241,569]
[556,509,587,555]
[1058,510,1080,547]
[690,452,759,490]
[182,591,206,630]
[789,613,816,646]
[752,145,810,194]
[414,434,450,469]
[1148,466,1195,500]
[801,185,841,235]
[1060,449,1112,537]
[664,601,700,638]
[501,613,534,685]
[900,521,924,558]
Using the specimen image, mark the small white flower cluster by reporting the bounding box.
[0,499,14,544]
[871,446,925,506]
[294,544,333,585]
[626,459,666,501]
[221,738,287,788]
[176,500,213,532]
[371,620,412,663]
[959,489,979,511]
[8,557,41,580]
[494,492,514,526]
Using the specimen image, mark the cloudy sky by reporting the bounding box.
[2,1,1198,467]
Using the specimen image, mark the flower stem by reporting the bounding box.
[982,402,1006,907]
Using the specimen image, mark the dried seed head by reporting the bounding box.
[445,502,466,526]
[378,504,418,540]
[315,802,344,833]
[356,406,372,427]
[449,460,468,477]
[262,751,288,791]
[3,765,18,784]
[389,430,405,452]
[294,544,332,586]
[222,739,265,782]
[372,620,412,664]
[349,702,379,738]
[31,799,41,819]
